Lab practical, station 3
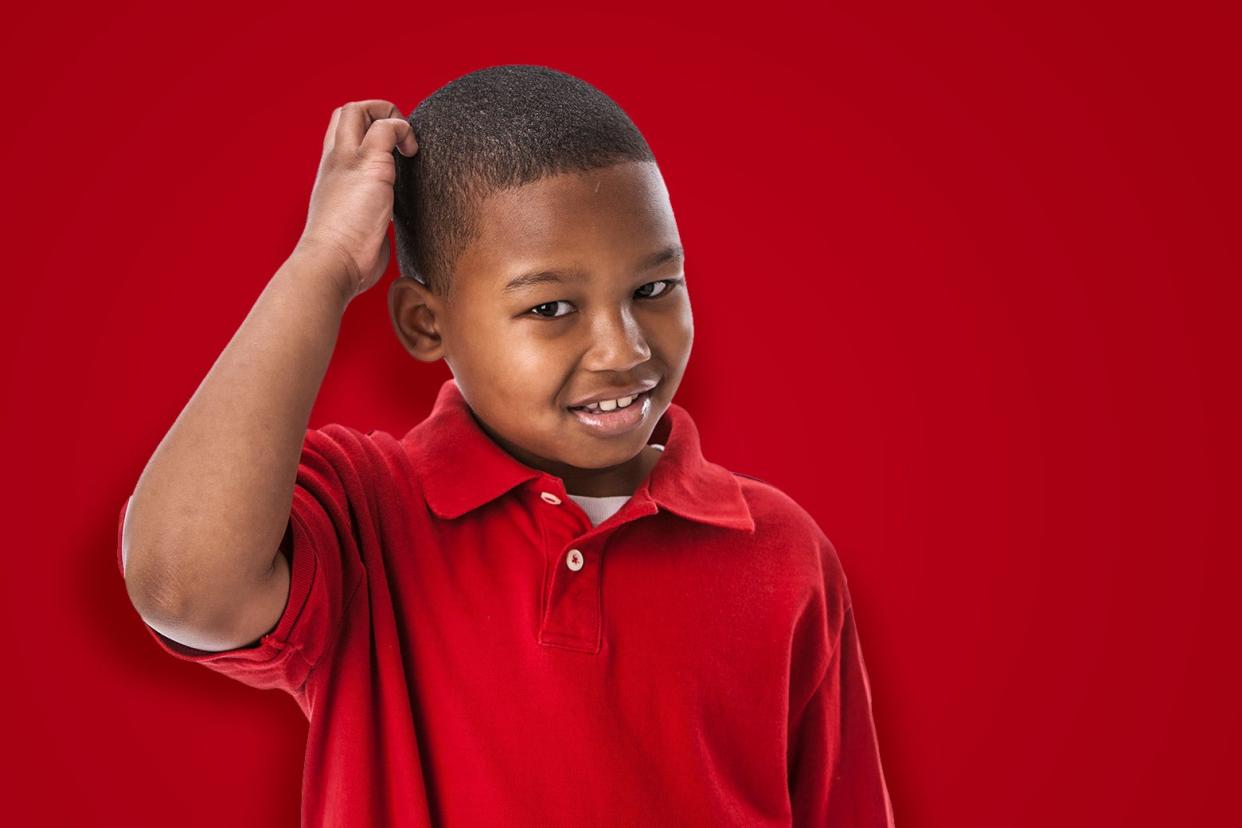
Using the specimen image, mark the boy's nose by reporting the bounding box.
[582,308,652,373]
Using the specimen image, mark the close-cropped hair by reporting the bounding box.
[392,64,656,300]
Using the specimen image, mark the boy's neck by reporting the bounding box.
[560,445,664,497]
[471,411,663,497]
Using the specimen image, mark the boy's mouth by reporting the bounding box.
[567,388,650,414]
[566,389,654,435]
[566,381,659,413]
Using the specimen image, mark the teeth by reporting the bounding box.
[580,393,639,413]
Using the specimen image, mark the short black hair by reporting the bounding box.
[392,64,656,299]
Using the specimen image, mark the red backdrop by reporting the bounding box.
[3,1,1237,825]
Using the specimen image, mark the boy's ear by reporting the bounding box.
[388,275,446,363]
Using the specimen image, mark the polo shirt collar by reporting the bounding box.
[404,378,755,533]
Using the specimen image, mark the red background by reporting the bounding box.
[3,1,1238,824]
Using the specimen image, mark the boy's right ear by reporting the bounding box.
[388,275,447,363]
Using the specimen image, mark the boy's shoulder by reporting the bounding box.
[729,469,833,547]
[298,423,416,486]
[730,469,818,524]
[729,468,852,602]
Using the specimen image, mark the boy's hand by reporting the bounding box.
[295,100,419,301]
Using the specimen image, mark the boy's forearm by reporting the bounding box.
[122,245,352,623]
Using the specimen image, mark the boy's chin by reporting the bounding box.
[553,438,648,471]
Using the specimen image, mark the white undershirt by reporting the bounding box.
[566,444,664,527]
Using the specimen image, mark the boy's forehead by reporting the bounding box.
[463,163,678,285]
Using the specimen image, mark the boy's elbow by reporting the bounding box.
[123,553,194,626]
[119,497,175,619]
[124,551,290,653]
[119,496,199,624]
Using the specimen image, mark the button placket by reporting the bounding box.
[533,481,654,654]
[539,538,602,653]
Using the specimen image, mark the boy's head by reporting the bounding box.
[388,65,692,495]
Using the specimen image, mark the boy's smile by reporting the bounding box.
[388,161,693,497]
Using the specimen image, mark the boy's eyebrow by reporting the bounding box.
[501,244,685,294]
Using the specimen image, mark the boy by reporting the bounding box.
[116,65,895,826]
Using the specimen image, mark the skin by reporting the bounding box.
[387,160,693,497]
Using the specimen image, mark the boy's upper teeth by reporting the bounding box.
[580,393,638,412]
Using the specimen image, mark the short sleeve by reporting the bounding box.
[784,531,894,828]
[115,425,373,698]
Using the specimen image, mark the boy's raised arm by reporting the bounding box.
[121,100,419,651]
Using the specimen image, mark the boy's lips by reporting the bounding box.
[566,381,659,409]
[566,390,654,435]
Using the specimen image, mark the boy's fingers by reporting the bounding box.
[334,100,404,151]
[322,105,344,154]
[359,118,418,158]
[397,121,418,156]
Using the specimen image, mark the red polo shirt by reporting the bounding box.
[115,378,894,826]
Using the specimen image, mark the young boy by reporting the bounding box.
[116,65,895,826]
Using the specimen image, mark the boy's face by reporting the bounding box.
[389,161,692,497]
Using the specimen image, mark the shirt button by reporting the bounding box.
[566,549,584,571]
[540,491,563,505]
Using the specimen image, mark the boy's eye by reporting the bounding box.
[634,279,679,300]
[528,299,574,319]
[526,279,683,319]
